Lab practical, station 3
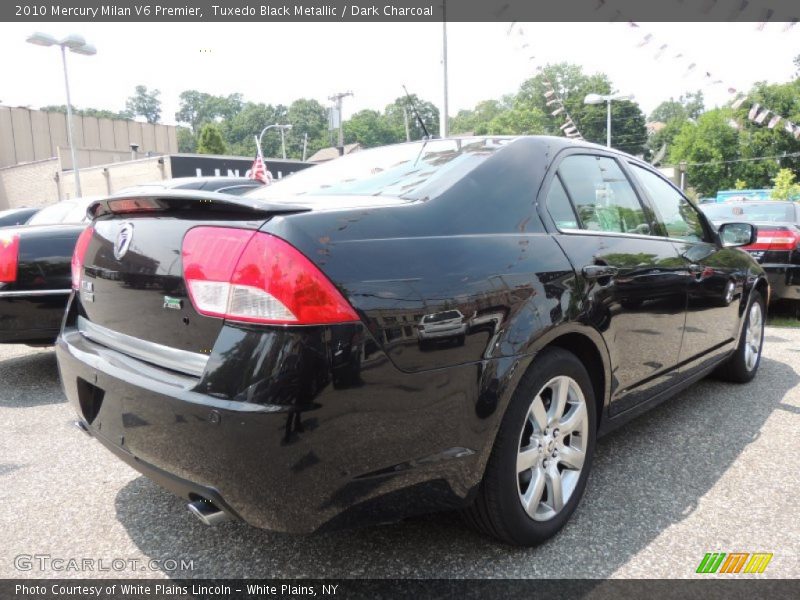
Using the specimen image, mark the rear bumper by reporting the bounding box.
[0,292,69,344]
[762,265,800,302]
[56,313,499,533]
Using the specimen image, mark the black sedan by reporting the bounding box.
[0,207,40,228]
[57,137,767,546]
[701,200,800,303]
[0,177,264,345]
[1,197,96,344]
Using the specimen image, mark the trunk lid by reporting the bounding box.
[78,191,309,357]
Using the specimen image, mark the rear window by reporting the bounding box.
[246,138,512,202]
[701,202,796,223]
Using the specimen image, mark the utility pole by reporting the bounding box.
[403,108,411,142]
[302,133,308,162]
[329,91,353,152]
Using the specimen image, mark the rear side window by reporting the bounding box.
[630,164,706,242]
[558,155,649,235]
[545,177,579,230]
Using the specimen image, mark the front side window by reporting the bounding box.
[557,155,649,235]
[630,164,706,242]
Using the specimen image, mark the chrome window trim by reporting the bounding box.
[77,316,209,377]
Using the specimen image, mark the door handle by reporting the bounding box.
[582,265,619,280]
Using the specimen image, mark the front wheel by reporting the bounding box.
[715,289,765,383]
[463,347,596,546]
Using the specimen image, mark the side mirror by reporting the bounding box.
[718,222,757,247]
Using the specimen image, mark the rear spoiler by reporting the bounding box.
[88,189,310,219]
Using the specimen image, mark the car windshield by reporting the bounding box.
[701,202,796,223]
[246,138,512,202]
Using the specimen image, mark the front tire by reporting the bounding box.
[463,347,597,546]
[715,289,765,383]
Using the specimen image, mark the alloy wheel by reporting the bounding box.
[744,301,763,371]
[516,375,589,521]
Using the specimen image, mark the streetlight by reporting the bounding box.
[258,124,292,160]
[584,92,634,148]
[27,32,96,198]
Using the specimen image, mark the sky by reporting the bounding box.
[1,22,798,127]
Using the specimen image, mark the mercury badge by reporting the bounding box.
[114,223,134,260]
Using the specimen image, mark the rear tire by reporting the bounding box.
[463,347,597,546]
[715,289,765,383]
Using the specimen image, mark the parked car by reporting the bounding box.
[57,137,767,546]
[417,309,467,346]
[0,207,40,228]
[0,178,265,345]
[116,176,265,196]
[0,197,98,344]
[700,200,800,303]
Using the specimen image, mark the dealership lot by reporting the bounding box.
[1,331,798,579]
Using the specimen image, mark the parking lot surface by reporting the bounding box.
[1,329,798,579]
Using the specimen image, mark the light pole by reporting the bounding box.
[584,92,634,148]
[258,124,292,160]
[440,0,449,138]
[27,32,96,198]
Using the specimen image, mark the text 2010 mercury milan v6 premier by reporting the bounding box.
[57,136,767,546]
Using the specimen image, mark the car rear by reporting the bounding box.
[55,190,377,531]
[57,139,522,532]
[740,224,800,302]
[0,224,81,343]
[700,201,800,303]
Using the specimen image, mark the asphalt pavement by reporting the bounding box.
[0,330,798,579]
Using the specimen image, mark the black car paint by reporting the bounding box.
[56,137,766,533]
[0,178,266,345]
[0,223,82,343]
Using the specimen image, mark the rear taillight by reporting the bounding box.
[746,227,800,252]
[0,233,20,283]
[182,227,359,325]
[71,226,94,290]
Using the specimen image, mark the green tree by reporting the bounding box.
[285,98,329,159]
[771,168,800,200]
[175,90,244,133]
[384,94,439,141]
[670,109,740,196]
[220,102,287,157]
[124,85,161,124]
[344,109,396,147]
[450,98,513,134]
[176,127,195,153]
[515,63,647,154]
[649,91,704,123]
[734,178,748,190]
[39,105,130,120]
[196,123,227,155]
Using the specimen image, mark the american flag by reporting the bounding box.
[249,136,272,185]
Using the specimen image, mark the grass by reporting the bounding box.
[767,300,800,328]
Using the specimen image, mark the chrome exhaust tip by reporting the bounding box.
[187,499,230,526]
